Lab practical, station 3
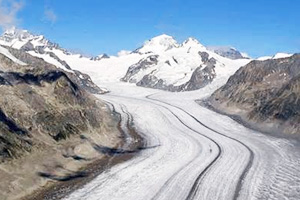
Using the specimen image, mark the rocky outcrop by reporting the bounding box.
[182,65,216,91]
[209,54,300,138]
[121,55,159,83]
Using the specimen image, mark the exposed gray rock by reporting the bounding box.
[207,57,217,66]
[199,52,209,63]
[165,60,171,66]
[90,54,110,61]
[20,42,34,52]
[121,55,159,82]
[137,74,160,88]
[136,74,180,92]
[35,46,46,54]
[182,64,216,91]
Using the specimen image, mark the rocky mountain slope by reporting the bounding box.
[0,45,121,200]
[208,54,300,138]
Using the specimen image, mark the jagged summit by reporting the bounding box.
[1,26,31,41]
[0,27,59,50]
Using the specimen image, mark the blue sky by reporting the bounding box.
[1,0,299,57]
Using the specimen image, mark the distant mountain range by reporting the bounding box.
[0,27,294,93]
[0,28,251,92]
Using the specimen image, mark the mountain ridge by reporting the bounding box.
[0,28,293,93]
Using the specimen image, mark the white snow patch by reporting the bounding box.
[28,51,74,73]
[272,53,293,59]
[241,52,250,58]
[118,50,132,57]
[137,34,179,54]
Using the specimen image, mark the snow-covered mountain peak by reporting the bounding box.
[1,27,33,42]
[182,37,201,45]
[3,26,21,36]
[0,27,59,50]
[181,37,206,51]
[207,46,248,60]
[148,34,176,43]
[135,34,179,54]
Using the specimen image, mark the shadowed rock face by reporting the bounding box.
[209,54,300,138]
[121,55,159,83]
[181,56,216,91]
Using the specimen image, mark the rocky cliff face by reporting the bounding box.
[209,54,300,138]
[0,46,121,199]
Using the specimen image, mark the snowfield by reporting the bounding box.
[63,81,300,200]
